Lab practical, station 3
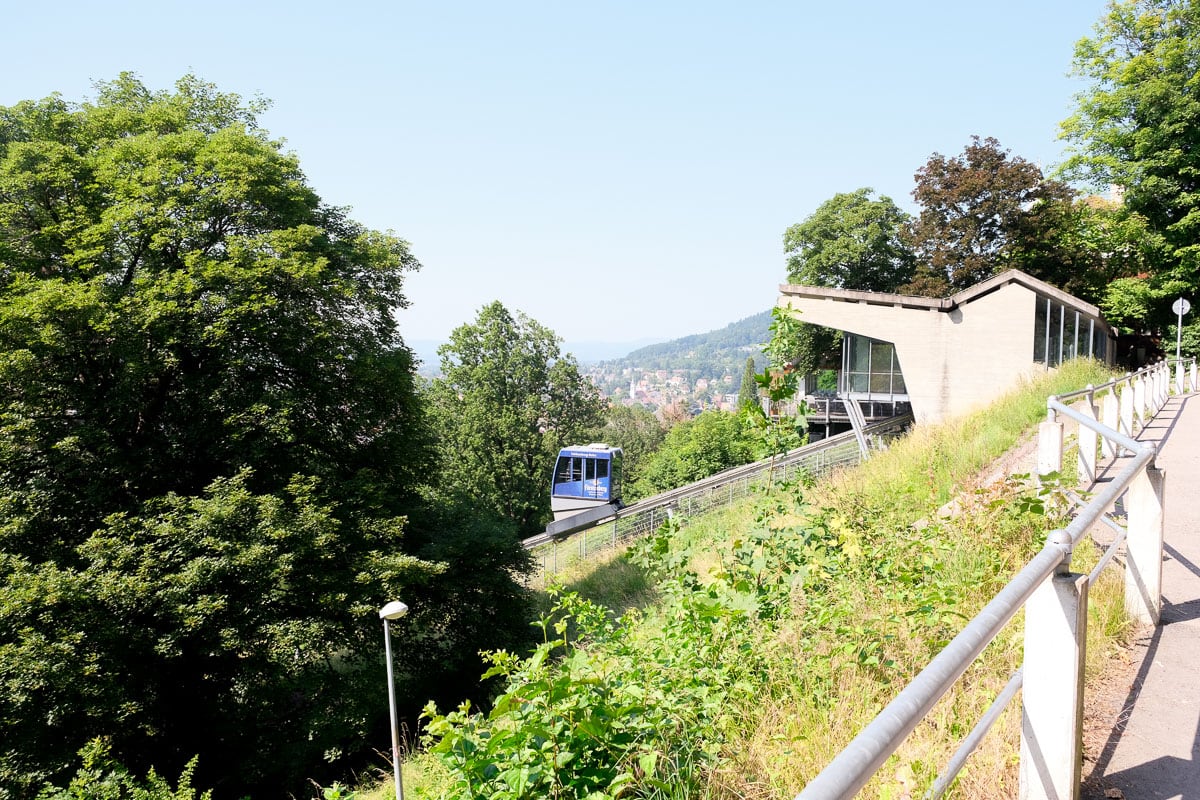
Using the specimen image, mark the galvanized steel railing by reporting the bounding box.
[796,358,1193,800]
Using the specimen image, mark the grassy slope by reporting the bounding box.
[388,360,1130,800]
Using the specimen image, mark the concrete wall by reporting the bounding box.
[778,282,1041,424]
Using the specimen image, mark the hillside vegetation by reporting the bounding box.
[404,360,1128,800]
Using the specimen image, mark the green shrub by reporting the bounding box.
[36,740,209,800]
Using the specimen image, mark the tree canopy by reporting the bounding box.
[1061,0,1200,343]
[738,357,758,410]
[906,136,1078,293]
[628,409,754,500]
[0,75,533,798]
[599,404,665,487]
[429,301,605,535]
[779,189,913,376]
[0,73,429,557]
[783,188,914,291]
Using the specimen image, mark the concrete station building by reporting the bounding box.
[777,269,1116,426]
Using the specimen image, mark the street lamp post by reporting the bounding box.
[379,600,409,800]
[1173,297,1191,360]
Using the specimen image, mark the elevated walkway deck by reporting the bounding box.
[1084,392,1200,799]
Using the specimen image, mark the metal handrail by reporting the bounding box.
[1048,400,1155,549]
[928,668,1024,799]
[796,371,1170,800]
[1056,357,1194,403]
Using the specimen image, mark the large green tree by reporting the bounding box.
[906,136,1078,293]
[0,73,428,556]
[738,356,759,410]
[0,75,532,798]
[783,188,915,291]
[1061,0,1200,344]
[428,302,605,535]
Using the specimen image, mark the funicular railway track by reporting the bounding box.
[522,412,914,576]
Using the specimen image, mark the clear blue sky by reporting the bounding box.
[2,1,1109,347]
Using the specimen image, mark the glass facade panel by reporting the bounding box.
[1064,311,1078,361]
[842,334,906,398]
[1047,303,1062,367]
[849,336,870,370]
[1034,297,1048,363]
[1031,292,1110,367]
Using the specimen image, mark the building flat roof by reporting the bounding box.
[778,269,1102,317]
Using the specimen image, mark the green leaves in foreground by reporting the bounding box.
[36,739,209,800]
[422,574,768,800]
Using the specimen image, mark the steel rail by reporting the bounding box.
[1047,399,1155,549]
[927,668,1024,800]
[1054,357,1192,403]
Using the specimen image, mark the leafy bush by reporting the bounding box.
[628,410,755,499]
[36,740,209,800]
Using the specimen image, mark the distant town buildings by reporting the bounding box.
[585,363,741,415]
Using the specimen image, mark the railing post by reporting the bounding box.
[1101,389,1119,460]
[1038,405,1064,478]
[1125,456,1166,625]
[1019,532,1087,800]
[1190,360,1197,393]
[1077,387,1098,487]
[1175,359,1185,395]
[1120,376,1135,442]
[1133,373,1147,427]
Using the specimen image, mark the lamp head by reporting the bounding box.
[379,601,409,620]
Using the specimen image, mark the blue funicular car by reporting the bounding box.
[550,443,623,522]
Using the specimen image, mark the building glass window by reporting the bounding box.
[846,335,870,392]
[1032,292,1110,367]
[842,334,906,398]
[1034,296,1048,363]
[870,341,894,392]
[1064,310,1078,361]
[1047,302,1062,367]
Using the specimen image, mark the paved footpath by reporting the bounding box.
[1083,392,1200,800]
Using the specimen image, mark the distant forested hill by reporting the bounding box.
[587,311,772,405]
[619,310,771,370]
